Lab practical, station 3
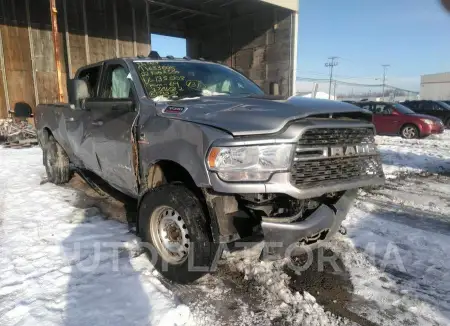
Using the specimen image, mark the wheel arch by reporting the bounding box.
[137,160,208,230]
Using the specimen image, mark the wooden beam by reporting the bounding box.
[50,0,64,102]
[62,0,72,78]
[132,6,137,56]
[0,28,10,113]
[113,0,119,58]
[25,0,39,105]
[147,1,151,52]
[82,0,90,64]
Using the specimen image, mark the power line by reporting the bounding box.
[296,77,419,93]
[325,57,339,99]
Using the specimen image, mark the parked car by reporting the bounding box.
[401,100,450,128]
[354,101,444,139]
[34,56,385,283]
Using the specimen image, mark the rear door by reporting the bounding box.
[416,101,434,116]
[83,61,139,196]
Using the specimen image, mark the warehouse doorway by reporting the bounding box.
[151,34,187,58]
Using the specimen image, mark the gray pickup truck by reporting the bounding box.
[35,55,385,282]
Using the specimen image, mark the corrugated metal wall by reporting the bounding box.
[0,0,150,118]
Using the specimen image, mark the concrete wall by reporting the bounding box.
[420,72,450,100]
[0,0,150,118]
[186,3,296,96]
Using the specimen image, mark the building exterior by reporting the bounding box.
[0,0,298,118]
[420,72,450,100]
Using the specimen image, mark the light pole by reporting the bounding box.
[381,64,390,101]
[325,57,339,100]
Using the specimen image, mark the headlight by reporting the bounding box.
[207,144,294,182]
[421,119,434,125]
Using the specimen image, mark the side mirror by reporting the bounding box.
[68,79,90,110]
[390,110,399,116]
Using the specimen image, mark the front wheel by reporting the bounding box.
[400,124,419,139]
[138,184,222,283]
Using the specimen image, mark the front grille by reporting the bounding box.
[297,127,374,146]
[292,127,383,188]
[291,155,383,188]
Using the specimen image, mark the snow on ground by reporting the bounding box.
[326,131,450,325]
[376,130,450,178]
[0,148,192,326]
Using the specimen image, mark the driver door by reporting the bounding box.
[84,61,139,197]
[373,104,399,135]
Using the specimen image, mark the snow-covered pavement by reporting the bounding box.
[0,149,191,326]
[1,131,450,326]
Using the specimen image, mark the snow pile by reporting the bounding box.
[0,148,191,326]
[376,130,450,178]
[228,256,349,325]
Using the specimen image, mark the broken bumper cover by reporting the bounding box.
[208,171,384,200]
[260,189,358,257]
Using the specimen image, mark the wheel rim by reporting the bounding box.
[402,126,417,139]
[149,206,190,265]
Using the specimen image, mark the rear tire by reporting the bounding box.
[138,184,222,283]
[43,135,71,184]
[400,124,419,139]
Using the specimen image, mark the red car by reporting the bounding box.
[355,101,444,139]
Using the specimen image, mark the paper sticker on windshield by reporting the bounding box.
[164,106,187,114]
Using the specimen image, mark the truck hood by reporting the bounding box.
[155,96,371,136]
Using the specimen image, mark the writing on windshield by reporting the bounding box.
[134,61,263,100]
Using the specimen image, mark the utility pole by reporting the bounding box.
[381,64,390,102]
[325,57,338,100]
[333,80,337,100]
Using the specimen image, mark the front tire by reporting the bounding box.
[43,135,71,184]
[400,124,419,139]
[138,184,221,283]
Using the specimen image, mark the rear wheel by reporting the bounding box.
[43,135,71,184]
[138,184,222,283]
[401,124,419,139]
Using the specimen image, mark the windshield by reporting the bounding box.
[393,103,415,114]
[134,61,264,100]
[437,101,450,110]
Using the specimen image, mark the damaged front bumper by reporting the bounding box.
[260,189,357,257]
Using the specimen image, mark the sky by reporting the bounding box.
[151,0,450,95]
[297,0,450,94]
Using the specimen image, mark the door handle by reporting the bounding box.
[65,117,75,122]
[92,120,103,126]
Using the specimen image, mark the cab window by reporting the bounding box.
[77,66,101,97]
[100,64,132,99]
